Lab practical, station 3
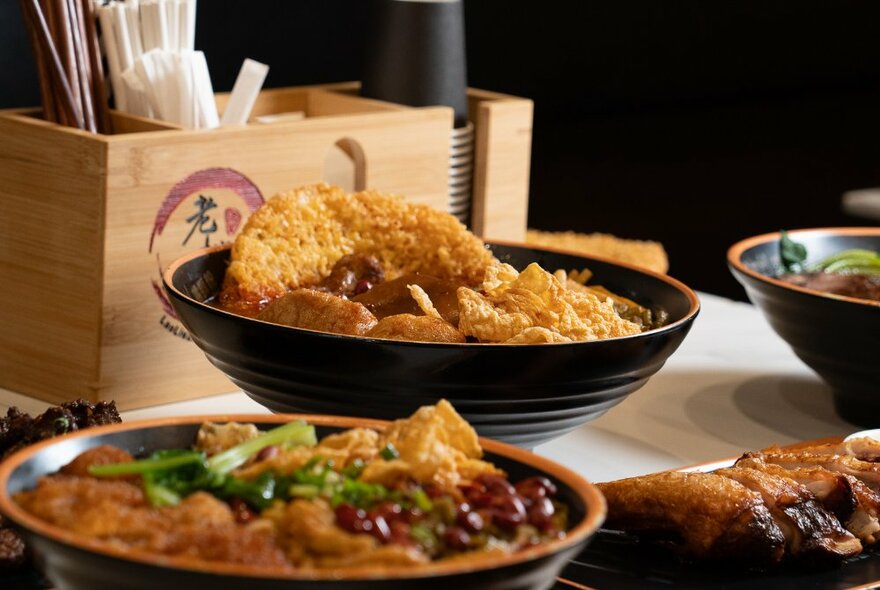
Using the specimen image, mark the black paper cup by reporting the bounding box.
[362,0,469,128]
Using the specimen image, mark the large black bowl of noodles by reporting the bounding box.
[728,227,880,426]
[163,242,699,447]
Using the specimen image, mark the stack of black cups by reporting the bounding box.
[361,0,473,225]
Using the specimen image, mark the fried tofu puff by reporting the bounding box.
[257,289,378,336]
[366,314,466,343]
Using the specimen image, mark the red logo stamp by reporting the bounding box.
[149,168,264,338]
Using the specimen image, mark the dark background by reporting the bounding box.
[3,0,879,298]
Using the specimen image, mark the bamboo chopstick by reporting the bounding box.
[81,0,111,133]
[20,0,113,132]
[21,0,83,129]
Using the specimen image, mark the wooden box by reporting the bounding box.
[0,83,532,409]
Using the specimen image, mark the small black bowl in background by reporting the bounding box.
[163,242,700,447]
[728,228,880,426]
[0,414,606,590]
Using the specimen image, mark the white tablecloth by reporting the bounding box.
[0,292,857,483]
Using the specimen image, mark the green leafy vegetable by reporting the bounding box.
[206,420,316,474]
[810,249,880,276]
[780,230,808,273]
[89,451,205,477]
[779,232,880,276]
[89,421,317,508]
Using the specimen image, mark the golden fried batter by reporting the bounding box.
[361,400,501,488]
[366,314,466,343]
[221,184,495,311]
[456,263,641,343]
[257,289,378,336]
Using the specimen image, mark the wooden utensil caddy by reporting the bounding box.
[0,82,533,409]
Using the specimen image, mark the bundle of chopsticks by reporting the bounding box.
[21,0,268,133]
[19,0,112,133]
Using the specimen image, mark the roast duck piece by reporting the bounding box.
[597,437,880,568]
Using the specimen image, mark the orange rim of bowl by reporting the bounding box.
[0,413,607,581]
[727,227,880,309]
[161,241,701,347]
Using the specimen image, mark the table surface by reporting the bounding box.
[0,291,860,483]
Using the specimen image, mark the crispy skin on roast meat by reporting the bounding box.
[753,451,880,494]
[714,466,861,561]
[597,471,787,567]
[757,439,880,463]
[736,456,880,545]
[0,400,121,573]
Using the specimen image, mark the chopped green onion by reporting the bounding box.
[411,487,433,512]
[206,421,316,475]
[409,523,437,550]
[89,451,205,477]
[341,458,365,479]
[143,477,182,507]
[289,483,320,499]
[379,443,400,461]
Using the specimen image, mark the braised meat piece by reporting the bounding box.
[352,273,465,326]
[0,400,121,573]
[316,254,385,299]
[0,525,26,573]
[0,400,121,459]
[780,272,880,302]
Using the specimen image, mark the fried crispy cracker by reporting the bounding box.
[221,184,495,311]
[457,262,641,343]
[361,400,501,488]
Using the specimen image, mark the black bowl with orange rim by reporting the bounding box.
[728,228,880,425]
[0,413,607,590]
[162,242,700,448]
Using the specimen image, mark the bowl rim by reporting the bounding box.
[727,227,880,309]
[161,240,701,348]
[0,412,606,582]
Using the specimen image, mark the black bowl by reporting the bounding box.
[0,414,606,590]
[163,242,700,447]
[728,228,880,425]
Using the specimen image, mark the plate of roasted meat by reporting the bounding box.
[552,436,880,589]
